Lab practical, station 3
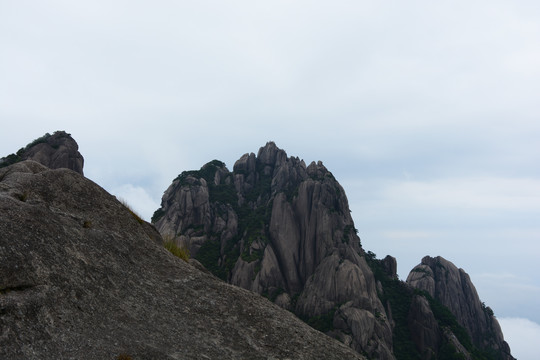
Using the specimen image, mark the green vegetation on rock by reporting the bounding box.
[366,251,421,360]
[151,208,165,223]
[191,160,273,280]
[302,306,338,333]
[366,251,504,360]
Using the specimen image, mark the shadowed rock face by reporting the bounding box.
[154,142,394,359]
[408,295,441,359]
[407,256,515,360]
[0,131,84,175]
[0,160,365,360]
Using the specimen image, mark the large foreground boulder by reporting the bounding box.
[0,161,364,360]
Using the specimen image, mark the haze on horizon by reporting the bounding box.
[1,1,539,358]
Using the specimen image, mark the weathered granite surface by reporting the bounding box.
[154,142,394,359]
[407,256,514,360]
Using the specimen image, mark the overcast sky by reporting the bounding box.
[1,1,539,358]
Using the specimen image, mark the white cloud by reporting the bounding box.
[379,230,437,240]
[472,272,540,320]
[111,184,160,222]
[498,318,540,360]
[475,272,521,281]
[382,177,540,212]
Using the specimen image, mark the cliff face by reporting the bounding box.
[154,142,515,360]
[154,142,394,359]
[0,131,84,175]
[407,256,514,360]
[407,294,442,359]
[0,160,364,360]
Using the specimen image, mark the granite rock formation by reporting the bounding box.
[153,142,395,359]
[0,131,84,175]
[365,253,515,360]
[154,142,515,360]
[1,133,515,360]
[407,256,514,360]
[0,160,364,360]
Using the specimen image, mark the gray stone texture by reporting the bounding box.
[407,256,514,359]
[0,130,84,175]
[155,142,395,359]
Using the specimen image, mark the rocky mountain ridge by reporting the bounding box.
[154,142,394,358]
[154,141,515,360]
[0,159,364,359]
[1,133,515,359]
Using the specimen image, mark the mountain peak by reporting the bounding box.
[0,130,84,175]
[407,255,515,359]
[256,141,287,168]
[154,143,394,359]
[153,143,515,360]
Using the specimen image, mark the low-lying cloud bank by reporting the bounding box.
[498,317,540,360]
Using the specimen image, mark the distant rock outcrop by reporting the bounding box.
[0,160,364,360]
[154,142,515,360]
[154,142,395,359]
[0,131,84,175]
[407,256,514,360]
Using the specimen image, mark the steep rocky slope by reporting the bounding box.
[0,131,84,175]
[407,256,514,359]
[0,160,365,360]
